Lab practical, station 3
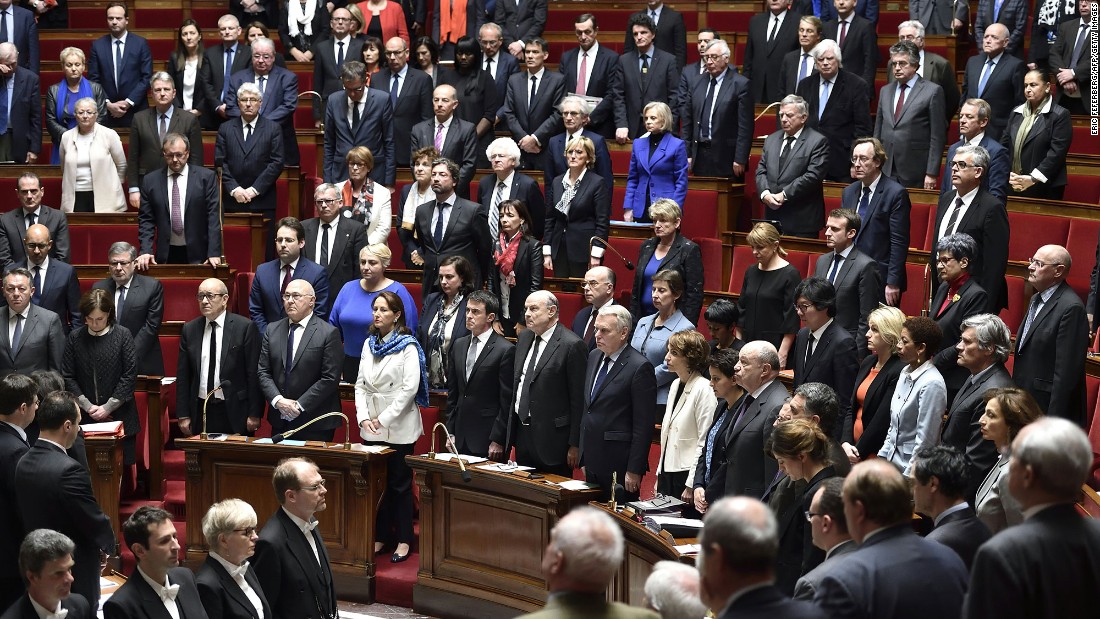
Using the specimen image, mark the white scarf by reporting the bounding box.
[287,0,317,38]
[1037,0,1075,28]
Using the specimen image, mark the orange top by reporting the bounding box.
[853,366,880,442]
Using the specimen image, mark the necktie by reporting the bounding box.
[704,406,731,483]
[1072,23,1089,67]
[258,76,266,95]
[700,76,717,140]
[577,51,588,96]
[207,321,218,394]
[993,0,1004,20]
[433,203,447,247]
[529,75,537,107]
[116,285,127,316]
[582,314,595,345]
[434,122,444,150]
[591,356,612,396]
[640,53,650,87]
[780,135,794,162]
[728,395,756,437]
[336,40,345,67]
[857,185,871,220]
[768,16,779,42]
[302,519,318,532]
[284,322,299,383]
[0,77,9,135]
[805,333,815,367]
[115,40,123,90]
[798,53,810,83]
[170,173,184,235]
[31,266,40,304]
[227,562,249,580]
[485,57,492,73]
[465,336,478,380]
[0,11,8,43]
[1020,294,1041,343]
[650,10,658,23]
[351,101,360,130]
[245,123,252,141]
[159,584,180,602]
[320,223,330,267]
[25,212,34,229]
[978,59,994,96]
[839,20,848,47]
[945,196,963,235]
[893,82,907,121]
[159,113,168,142]
[390,74,399,107]
[517,336,542,422]
[827,253,843,283]
[222,47,234,102]
[280,264,292,295]
[490,181,504,244]
[11,314,22,353]
[818,79,831,118]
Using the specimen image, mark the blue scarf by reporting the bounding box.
[51,77,95,164]
[367,332,430,407]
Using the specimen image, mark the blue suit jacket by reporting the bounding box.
[623,132,688,219]
[849,175,912,291]
[801,0,879,25]
[249,257,331,334]
[486,51,519,107]
[6,6,39,73]
[8,67,40,164]
[87,33,153,121]
[544,129,614,200]
[941,136,1010,203]
[323,89,394,185]
[215,116,285,213]
[225,66,300,166]
[15,259,81,333]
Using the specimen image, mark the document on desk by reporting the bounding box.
[675,544,701,554]
[477,462,535,472]
[556,480,599,490]
[429,453,488,464]
[650,515,704,529]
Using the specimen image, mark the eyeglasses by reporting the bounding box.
[233,526,257,537]
[701,54,725,61]
[331,17,351,22]
[804,511,822,522]
[890,60,913,67]
[282,292,314,301]
[196,292,227,301]
[109,260,134,267]
[384,50,406,57]
[935,257,957,265]
[1028,258,1064,268]
[949,160,974,169]
[561,111,584,116]
[25,243,49,250]
[315,198,339,205]
[582,280,610,289]
[793,302,815,312]
[301,479,326,491]
[238,97,260,103]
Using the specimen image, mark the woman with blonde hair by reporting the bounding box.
[842,305,906,462]
[736,222,800,367]
[196,499,271,619]
[543,135,611,279]
[45,47,107,164]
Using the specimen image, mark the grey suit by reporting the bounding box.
[813,248,883,343]
[889,51,959,121]
[125,105,204,191]
[302,216,367,301]
[1012,281,1088,426]
[715,379,786,499]
[0,205,70,269]
[910,0,969,34]
[939,363,1013,501]
[0,305,65,379]
[754,127,829,237]
[792,539,857,601]
[874,77,946,188]
[257,315,343,439]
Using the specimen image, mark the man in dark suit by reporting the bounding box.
[136,133,222,268]
[622,1,687,69]
[941,99,1011,202]
[446,291,514,458]
[253,458,336,619]
[754,95,829,238]
[909,0,968,35]
[894,20,961,120]
[559,14,623,139]
[780,15,822,97]
[323,61,394,186]
[0,374,37,609]
[0,46,40,165]
[3,529,94,619]
[1050,3,1092,116]
[91,242,165,376]
[479,22,519,114]
[544,96,614,200]
[10,226,80,333]
[684,39,753,179]
[311,7,362,122]
[494,290,588,476]
[791,278,858,441]
[0,268,64,380]
[104,506,207,619]
[479,136,546,239]
[203,14,252,128]
[257,279,342,441]
[875,41,946,190]
[797,41,871,183]
[697,497,829,619]
[226,37,299,166]
[812,460,968,617]
[495,0,546,56]
[940,313,1014,500]
[303,183,366,297]
[823,0,878,89]
[249,217,330,334]
[176,278,263,437]
[619,13,680,140]
[677,28,718,117]
[407,158,491,295]
[410,84,478,197]
[814,209,883,344]
[0,173,69,270]
[571,266,616,351]
[369,37,433,169]
[0,1,38,72]
[911,445,992,570]
[966,418,1100,617]
[974,0,1028,58]
[793,478,857,601]
[931,145,1009,313]
[743,0,801,106]
[15,392,115,609]
[125,73,203,209]
[581,305,655,501]
[847,137,911,306]
[960,23,1025,141]
[1013,244,1088,426]
[87,2,152,128]
[497,37,565,171]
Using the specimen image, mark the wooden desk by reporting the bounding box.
[411,457,601,619]
[84,433,123,539]
[590,503,694,607]
[176,438,390,604]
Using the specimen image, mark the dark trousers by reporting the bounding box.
[551,243,587,279]
[73,191,95,212]
[369,441,416,545]
[195,398,236,435]
[342,353,361,384]
[514,422,572,478]
[586,467,639,503]
[167,244,190,264]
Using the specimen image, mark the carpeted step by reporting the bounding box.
[164,481,187,521]
[163,450,186,481]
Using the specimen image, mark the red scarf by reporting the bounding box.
[495,231,522,286]
[937,272,970,317]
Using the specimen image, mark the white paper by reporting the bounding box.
[556,480,598,490]
[345,443,388,453]
[81,421,123,433]
[477,463,535,472]
[161,377,177,385]
[649,515,704,528]
[427,453,488,464]
[674,544,701,554]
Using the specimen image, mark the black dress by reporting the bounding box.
[738,263,801,350]
[61,325,139,464]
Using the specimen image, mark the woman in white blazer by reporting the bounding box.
[335,146,392,244]
[355,290,428,564]
[975,386,1043,533]
[656,330,717,507]
[59,97,126,213]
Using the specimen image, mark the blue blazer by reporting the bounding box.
[544,129,614,200]
[623,132,689,219]
[7,6,39,73]
[8,67,40,164]
[225,66,300,165]
[487,51,519,105]
[323,89,394,185]
[249,257,331,334]
[942,136,1011,204]
[849,175,912,291]
[88,33,153,119]
[215,116,285,213]
[14,259,81,333]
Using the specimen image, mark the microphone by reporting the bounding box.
[201,380,232,440]
[590,236,635,270]
[429,422,471,482]
[270,411,353,451]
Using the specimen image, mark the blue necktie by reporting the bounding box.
[11,314,22,354]
[978,59,994,96]
[114,40,123,91]
[31,267,40,305]
[819,79,830,119]
[284,323,299,384]
[857,186,871,221]
[0,10,8,44]
[0,77,9,135]
[390,74,399,108]
[591,356,612,396]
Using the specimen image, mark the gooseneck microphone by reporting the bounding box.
[590,236,635,270]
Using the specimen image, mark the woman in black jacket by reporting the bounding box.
[842,305,906,462]
[629,198,704,324]
[489,199,542,336]
[416,255,472,389]
[1003,69,1073,200]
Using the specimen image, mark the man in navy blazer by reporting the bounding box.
[823,2,878,90]
[0,2,38,72]
[960,24,1025,141]
[495,0,546,55]
[800,0,879,25]
[137,134,222,268]
[683,40,753,179]
[480,23,519,112]
[558,14,623,139]
[216,80,285,224]
[847,137,912,305]
[369,37,433,168]
[226,37,299,166]
[941,99,1010,203]
[580,305,656,501]
[323,61,394,186]
[544,96,614,200]
[249,218,330,334]
[410,84,478,197]
[497,37,565,171]
[91,242,165,375]
[0,50,40,165]
[0,173,68,270]
[203,15,252,128]
[911,445,992,570]
[12,225,80,333]
[87,3,152,128]
[812,460,968,617]
[797,43,872,183]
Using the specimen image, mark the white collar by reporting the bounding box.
[135,565,173,597]
[933,501,970,526]
[809,318,833,343]
[1013,96,1053,115]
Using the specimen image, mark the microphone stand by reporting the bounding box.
[428,422,471,482]
[923,263,933,317]
[590,236,635,270]
[270,412,352,451]
[200,383,227,440]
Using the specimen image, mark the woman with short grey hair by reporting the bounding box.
[930,232,988,401]
[196,498,272,619]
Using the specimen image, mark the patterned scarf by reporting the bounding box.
[495,231,522,286]
[367,332,430,407]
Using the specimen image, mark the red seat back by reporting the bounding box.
[899,262,932,317]
[910,201,934,251]
[728,245,756,294]
[607,237,644,297]
[553,292,586,331]
[694,237,723,292]
[998,276,1027,337]
[681,189,719,241]
[235,272,255,316]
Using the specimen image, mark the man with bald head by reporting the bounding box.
[0,42,40,165]
[176,278,262,436]
[572,266,616,351]
[410,84,478,197]
[370,37,433,168]
[11,224,80,333]
[1013,244,1088,426]
[257,279,342,441]
[311,7,364,124]
[960,23,1024,141]
[812,460,968,617]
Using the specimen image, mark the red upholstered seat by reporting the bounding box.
[899,262,933,317]
[554,292,585,329]
[160,335,180,377]
[910,201,934,251]
[161,280,202,322]
[68,225,140,264]
[728,244,756,294]
[1006,212,1070,262]
[1067,219,1100,298]
[1065,174,1100,204]
[235,272,255,316]
[609,149,631,176]
[998,275,1027,337]
[694,237,723,292]
[682,189,719,240]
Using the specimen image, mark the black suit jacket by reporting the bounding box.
[176,312,263,434]
[409,116,478,195]
[477,171,545,239]
[0,422,29,605]
[225,66,299,166]
[618,48,680,138]
[926,506,992,570]
[215,116,285,214]
[797,69,872,182]
[126,106,204,189]
[0,205,69,269]
[369,67,434,167]
[0,305,65,379]
[813,248,882,341]
[408,196,491,294]
[1,593,92,619]
[843,354,904,459]
[939,363,1013,500]
[793,321,859,442]
[167,52,217,129]
[7,67,40,164]
[486,235,541,325]
[1013,281,1089,426]
[1002,100,1073,193]
[416,292,470,353]
[823,16,878,89]
[1050,18,1093,109]
[544,172,610,267]
[195,554,272,619]
[622,7,687,68]
[930,277,989,394]
[104,567,208,619]
[773,467,834,596]
[960,52,1026,141]
[138,164,222,264]
[754,127,830,237]
[494,0,546,46]
[559,45,624,136]
[311,36,365,117]
[16,440,115,605]
[322,88,393,185]
[580,346,656,489]
[630,233,704,323]
[683,67,753,177]
[92,274,165,375]
[849,176,912,291]
[203,43,252,111]
[715,380,786,499]
[498,69,566,168]
[744,11,801,104]
[445,331,515,457]
[253,509,336,619]
[13,259,81,333]
[303,216,367,299]
[719,584,827,619]
[484,51,519,107]
[257,316,343,434]
[932,188,1009,312]
[544,129,614,201]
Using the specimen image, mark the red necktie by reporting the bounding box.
[894,83,907,121]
